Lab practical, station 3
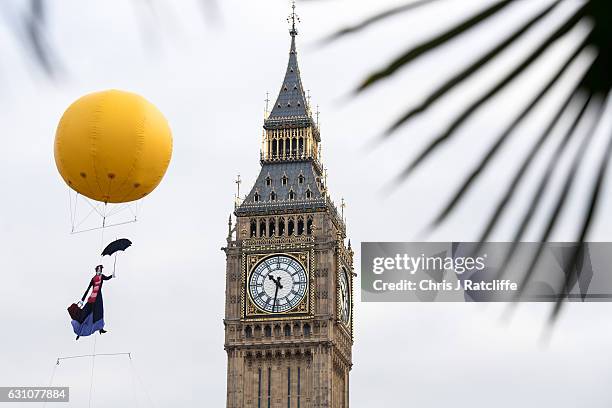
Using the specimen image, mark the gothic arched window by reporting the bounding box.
[305,188,311,199]
[259,219,266,237]
[292,137,297,156]
[306,217,313,235]
[298,137,304,156]
[245,326,253,338]
[282,175,288,186]
[270,191,277,201]
[250,219,257,237]
[254,192,260,202]
[268,218,276,237]
[272,140,277,158]
[279,218,285,236]
[289,190,295,200]
[298,174,305,184]
[284,324,291,337]
[264,325,272,337]
[265,176,271,186]
[297,217,304,235]
[288,219,295,236]
[303,324,311,337]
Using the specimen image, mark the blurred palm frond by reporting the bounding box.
[24,0,54,75]
[1,0,219,79]
[0,0,58,77]
[319,0,440,44]
[328,0,612,320]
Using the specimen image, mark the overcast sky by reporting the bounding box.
[0,0,611,407]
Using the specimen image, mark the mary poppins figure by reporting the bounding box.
[72,264,113,340]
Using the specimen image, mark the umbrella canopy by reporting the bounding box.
[101,238,132,256]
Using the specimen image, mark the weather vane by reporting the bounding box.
[288,0,300,36]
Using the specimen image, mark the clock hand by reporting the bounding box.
[273,284,279,313]
[269,275,283,289]
[268,274,281,288]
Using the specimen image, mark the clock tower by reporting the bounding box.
[223,5,354,408]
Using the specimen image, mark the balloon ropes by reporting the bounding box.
[54,89,173,234]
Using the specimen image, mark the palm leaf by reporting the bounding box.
[320,0,442,45]
[398,5,587,179]
[429,35,590,230]
[356,0,515,92]
[1,0,219,78]
[515,97,606,299]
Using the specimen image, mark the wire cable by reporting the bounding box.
[87,335,97,408]
[41,360,58,408]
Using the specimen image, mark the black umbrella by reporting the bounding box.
[101,238,132,256]
[101,238,132,276]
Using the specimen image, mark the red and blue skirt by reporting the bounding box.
[71,294,105,337]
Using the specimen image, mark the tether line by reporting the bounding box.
[68,188,74,230]
[73,204,100,231]
[70,220,138,235]
[82,197,105,218]
[129,357,156,408]
[88,335,97,408]
[56,352,132,363]
[41,360,58,408]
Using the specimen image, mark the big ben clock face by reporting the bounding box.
[339,268,351,325]
[248,255,308,314]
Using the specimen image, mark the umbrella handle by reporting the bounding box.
[113,253,118,277]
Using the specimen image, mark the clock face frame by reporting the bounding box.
[339,267,351,326]
[247,254,308,314]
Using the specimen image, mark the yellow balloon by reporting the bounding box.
[54,90,172,203]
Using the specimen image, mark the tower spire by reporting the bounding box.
[265,1,309,123]
[258,1,321,165]
[288,0,299,37]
